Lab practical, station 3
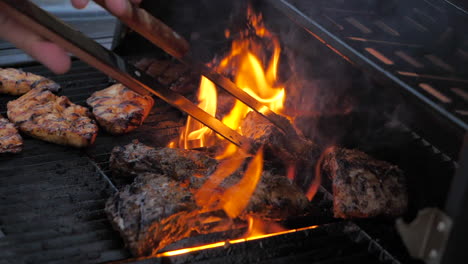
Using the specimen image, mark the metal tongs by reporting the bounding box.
[0,0,297,148]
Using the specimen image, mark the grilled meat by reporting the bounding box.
[106,173,199,256]
[135,58,199,94]
[0,68,60,95]
[87,84,154,135]
[109,140,218,184]
[240,111,320,163]
[7,87,98,148]
[320,147,408,219]
[0,115,23,153]
[106,142,308,256]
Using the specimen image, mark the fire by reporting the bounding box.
[172,6,285,149]
[162,6,315,255]
[179,76,217,149]
[156,225,319,257]
[221,147,264,218]
[170,6,288,221]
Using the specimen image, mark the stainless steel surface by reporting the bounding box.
[0,0,249,148]
[396,208,452,264]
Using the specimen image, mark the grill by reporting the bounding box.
[1,0,467,263]
[266,0,468,159]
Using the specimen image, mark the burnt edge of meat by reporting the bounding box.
[320,147,408,219]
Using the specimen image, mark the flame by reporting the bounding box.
[178,76,218,149]
[172,6,285,149]
[221,147,263,218]
[170,6,287,220]
[162,7,310,255]
[156,225,319,257]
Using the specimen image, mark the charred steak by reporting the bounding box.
[7,87,98,148]
[109,140,218,184]
[0,68,60,95]
[240,111,320,163]
[0,115,23,153]
[106,142,309,256]
[86,84,154,135]
[106,173,198,256]
[320,147,408,218]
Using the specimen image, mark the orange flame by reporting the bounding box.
[221,147,263,218]
[178,76,218,149]
[172,6,285,150]
[156,225,319,257]
[166,7,300,248]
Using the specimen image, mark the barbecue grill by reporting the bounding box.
[0,0,467,263]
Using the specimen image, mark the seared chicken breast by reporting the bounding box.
[87,84,154,135]
[0,68,60,95]
[0,115,23,153]
[7,87,98,148]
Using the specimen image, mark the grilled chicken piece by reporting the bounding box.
[0,116,23,153]
[0,68,60,95]
[87,84,154,135]
[320,147,408,219]
[7,87,98,148]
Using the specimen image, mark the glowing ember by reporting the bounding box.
[156,225,319,257]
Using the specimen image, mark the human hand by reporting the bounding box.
[0,0,141,74]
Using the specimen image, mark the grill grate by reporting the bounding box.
[0,60,411,263]
[267,0,468,150]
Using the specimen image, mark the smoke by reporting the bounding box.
[256,1,414,156]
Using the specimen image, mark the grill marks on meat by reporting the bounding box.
[7,88,98,148]
[0,116,23,153]
[320,147,408,219]
[106,142,308,256]
[0,68,60,95]
[109,140,217,185]
[87,84,154,135]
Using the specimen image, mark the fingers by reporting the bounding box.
[104,0,130,17]
[71,0,90,9]
[0,12,70,74]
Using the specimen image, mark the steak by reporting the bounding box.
[0,115,23,153]
[7,87,98,148]
[135,58,199,95]
[240,111,320,163]
[86,84,154,135]
[106,142,309,256]
[109,140,218,185]
[320,147,408,218]
[0,68,60,95]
